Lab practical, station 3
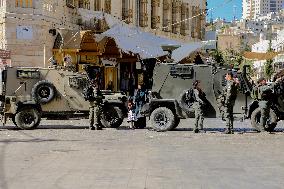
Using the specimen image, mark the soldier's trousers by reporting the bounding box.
[259,101,271,129]
[224,104,234,130]
[193,102,204,130]
[89,101,102,128]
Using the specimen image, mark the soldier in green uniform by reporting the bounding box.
[257,77,273,131]
[222,72,238,134]
[192,80,206,133]
[89,80,103,130]
[83,65,104,130]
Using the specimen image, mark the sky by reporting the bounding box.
[207,0,242,21]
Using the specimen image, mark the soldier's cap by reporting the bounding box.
[257,77,265,83]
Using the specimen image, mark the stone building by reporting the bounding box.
[0,0,206,67]
[218,28,259,53]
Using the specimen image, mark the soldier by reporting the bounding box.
[192,80,206,133]
[222,72,238,134]
[257,77,273,131]
[83,65,104,130]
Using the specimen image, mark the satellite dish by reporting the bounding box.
[161,45,181,63]
[161,45,181,52]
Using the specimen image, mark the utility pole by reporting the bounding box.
[233,5,237,21]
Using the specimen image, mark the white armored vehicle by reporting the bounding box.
[0,67,127,129]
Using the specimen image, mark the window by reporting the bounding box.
[17,70,40,79]
[15,0,33,8]
[66,0,75,8]
[122,0,132,23]
[170,65,194,79]
[79,0,90,9]
[105,0,111,14]
[94,0,101,11]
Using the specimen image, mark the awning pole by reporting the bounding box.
[43,43,46,68]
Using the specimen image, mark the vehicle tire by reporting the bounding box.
[134,117,146,129]
[14,107,41,130]
[172,118,180,130]
[101,106,123,128]
[251,107,277,132]
[32,80,56,104]
[150,107,176,132]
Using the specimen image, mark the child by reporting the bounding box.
[127,98,136,129]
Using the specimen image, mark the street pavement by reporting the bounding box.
[0,118,283,189]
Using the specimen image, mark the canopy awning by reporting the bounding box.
[96,23,203,61]
[89,12,204,61]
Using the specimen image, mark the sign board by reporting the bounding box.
[136,62,141,69]
[0,50,11,59]
[101,58,117,67]
[16,26,33,40]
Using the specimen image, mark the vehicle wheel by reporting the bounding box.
[101,106,123,128]
[172,118,180,130]
[134,117,146,129]
[32,80,56,104]
[14,107,41,130]
[150,107,176,132]
[251,107,277,132]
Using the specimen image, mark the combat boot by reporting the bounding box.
[194,128,199,133]
[89,126,96,130]
[223,129,233,134]
[95,124,103,130]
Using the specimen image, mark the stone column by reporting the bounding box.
[172,0,181,34]
[162,0,171,32]
[151,0,160,29]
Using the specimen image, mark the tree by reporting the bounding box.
[210,50,224,65]
[264,38,274,80]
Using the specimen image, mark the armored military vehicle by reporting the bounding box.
[0,67,127,129]
[141,61,283,132]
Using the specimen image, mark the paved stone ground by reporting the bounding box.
[0,119,283,189]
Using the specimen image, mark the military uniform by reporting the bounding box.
[89,86,103,130]
[193,89,206,132]
[257,84,273,130]
[223,80,238,133]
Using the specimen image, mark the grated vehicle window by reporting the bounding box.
[17,70,40,79]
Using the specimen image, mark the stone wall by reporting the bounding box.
[2,0,79,67]
[0,0,206,67]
